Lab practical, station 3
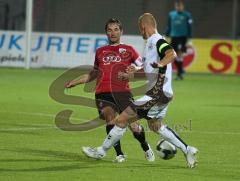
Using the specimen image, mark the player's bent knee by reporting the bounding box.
[115,107,137,128]
[129,122,141,133]
[115,116,128,128]
[102,107,116,124]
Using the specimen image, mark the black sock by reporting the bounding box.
[133,126,149,152]
[178,61,184,75]
[175,60,182,77]
[106,124,124,156]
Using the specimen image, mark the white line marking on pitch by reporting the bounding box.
[186,130,240,135]
[0,127,56,131]
[0,110,88,121]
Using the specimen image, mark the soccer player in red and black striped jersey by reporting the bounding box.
[65,18,154,162]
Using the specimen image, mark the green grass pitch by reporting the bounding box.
[0,68,240,181]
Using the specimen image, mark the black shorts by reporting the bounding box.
[95,92,134,119]
[171,36,187,53]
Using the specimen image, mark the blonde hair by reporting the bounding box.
[138,13,157,28]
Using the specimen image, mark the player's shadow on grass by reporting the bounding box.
[0,148,109,172]
[0,158,75,162]
[10,148,99,161]
[0,164,93,172]
[0,147,111,172]
[0,148,185,172]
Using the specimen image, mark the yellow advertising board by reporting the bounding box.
[181,39,240,75]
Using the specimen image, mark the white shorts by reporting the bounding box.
[147,104,168,120]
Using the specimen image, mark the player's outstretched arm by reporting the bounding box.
[65,69,98,88]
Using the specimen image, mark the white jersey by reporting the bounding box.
[143,33,173,97]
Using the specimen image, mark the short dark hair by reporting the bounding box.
[175,0,184,5]
[105,18,123,32]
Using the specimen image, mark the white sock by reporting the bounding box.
[158,125,188,154]
[101,125,126,152]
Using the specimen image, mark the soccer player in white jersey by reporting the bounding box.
[82,13,198,168]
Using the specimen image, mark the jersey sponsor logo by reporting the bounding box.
[102,52,122,65]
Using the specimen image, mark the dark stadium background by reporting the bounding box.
[0,0,239,39]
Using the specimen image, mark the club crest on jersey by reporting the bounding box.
[119,48,126,54]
